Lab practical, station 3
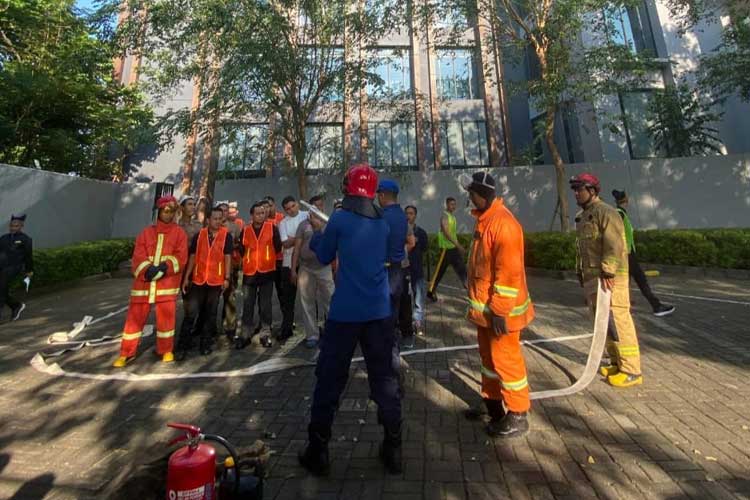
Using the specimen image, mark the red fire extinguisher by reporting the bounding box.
[165,423,241,500]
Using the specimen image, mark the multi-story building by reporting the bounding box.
[117,0,750,185]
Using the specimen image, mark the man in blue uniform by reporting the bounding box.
[299,164,402,476]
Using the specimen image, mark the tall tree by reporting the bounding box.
[0,0,156,179]
[431,0,658,230]
[115,0,407,199]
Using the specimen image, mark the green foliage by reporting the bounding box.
[13,239,135,290]
[698,7,750,103]
[0,0,156,179]
[647,83,724,157]
[422,229,750,272]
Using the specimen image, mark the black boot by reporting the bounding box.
[463,398,504,421]
[379,422,402,474]
[487,411,529,438]
[299,424,331,476]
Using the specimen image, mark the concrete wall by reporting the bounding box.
[0,164,155,248]
[215,154,750,233]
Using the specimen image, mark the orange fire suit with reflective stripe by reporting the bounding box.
[466,198,534,413]
[119,220,188,357]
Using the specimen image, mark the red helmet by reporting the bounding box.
[343,163,378,199]
[569,173,601,193]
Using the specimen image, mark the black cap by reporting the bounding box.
[612,189,627,202]
[10,214,26,222]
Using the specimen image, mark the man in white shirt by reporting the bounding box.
[278,196,309,341]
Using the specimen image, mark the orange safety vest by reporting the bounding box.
[192,227,228,286]
[242,222,277,276]
[466,198,535,332]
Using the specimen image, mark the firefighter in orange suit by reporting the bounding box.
[462,172,535,438]
[235,201,282,349]
[113,196,188,367]
[175,206,234,361]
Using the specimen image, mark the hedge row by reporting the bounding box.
[11,239,135,290]
[424,228,750,271]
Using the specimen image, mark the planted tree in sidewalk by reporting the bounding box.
[430,0,659,230]
[113,0,406,199]
[0,0,156,179]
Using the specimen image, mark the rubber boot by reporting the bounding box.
[464,398,504,421]
[608,372,643,388]
[487,411,529,438]
[298,424,331,476]
[599,364,618,377]
[379,421,402,474]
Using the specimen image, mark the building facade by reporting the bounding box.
[117,0,750,187]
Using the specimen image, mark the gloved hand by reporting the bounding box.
[491,314,508,336]
[157,262,168,274]
[144,265,160,281]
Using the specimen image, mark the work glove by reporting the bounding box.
[491,314,508,337]
[144,265,160,281]
[157,262,168,274]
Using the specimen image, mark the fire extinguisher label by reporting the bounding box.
[168,485,211,500]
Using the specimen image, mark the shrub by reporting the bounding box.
[12,239,134,290]
[422,228,749,272]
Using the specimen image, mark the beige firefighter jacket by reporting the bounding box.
[575,198,629,283]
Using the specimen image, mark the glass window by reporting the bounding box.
[367,122,417,171]
[300,46,345,103]
[436,49,479,100]
[620,90,659,159]
[367,48,412,98]
[439,121,489,168]
[305,124,343,172]
[218,124,268,176]
[604,2,656,54]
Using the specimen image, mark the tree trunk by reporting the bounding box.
[295,147,308,200]
[544,106,570,232]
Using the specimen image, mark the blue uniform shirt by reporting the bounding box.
[382,204,407,264]
[310,209,391,322]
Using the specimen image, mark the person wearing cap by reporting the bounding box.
[299,164,402,477]
[376,179,415,348]
[570,174,643,388]
[113,196,188,367]
[611,190,675,317]
[427,197,468,302]
[0,214,33,322]
[178,196,203,243]
[175,205,233,360]
[462,172,535,438]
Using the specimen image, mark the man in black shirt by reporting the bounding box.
[405,206,428,337]
[0,214,33,321]
[236,202,283,349]
[177,207,233,359]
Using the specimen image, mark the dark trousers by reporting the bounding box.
[280,266,297,336]
[398,270,413,338]
[221,269,239,334]
[428,248,467,293]
[387,266,404,327]
[629,253,662,311]
[0,266,22,313]
[177,284,222,350]
[310,317,402,431]
[241,274,273,336]
[273,260,283,307]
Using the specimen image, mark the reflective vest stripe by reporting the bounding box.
[133,260,151,278]
[149,234,165,304]
[493,285,519,298]
[501,376,529,391]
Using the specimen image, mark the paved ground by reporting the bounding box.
[0,271,749,499]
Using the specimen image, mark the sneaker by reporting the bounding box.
[11,303,25,321]
[608,372,643,388]
[304,338,319,349]
[599,364,618,377]
[260,335,273,348]
[400,335,415,350]
[427,291,437,303]
[415,321,424,336]
[653,304,675,317]
[486,411,529,438]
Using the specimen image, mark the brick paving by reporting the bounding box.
[0,272,749,499]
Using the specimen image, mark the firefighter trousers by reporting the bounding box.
[477,327,530,413]
[585,277,642,376]
[119,300,176,357]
